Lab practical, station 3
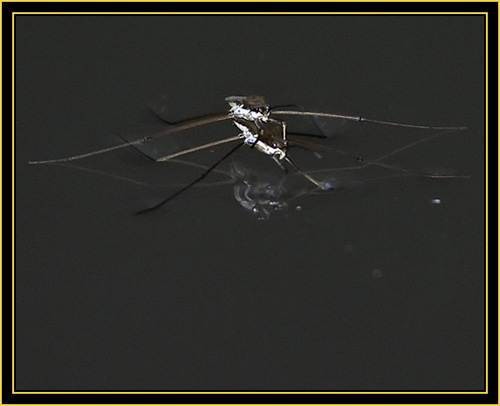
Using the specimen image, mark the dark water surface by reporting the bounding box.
[16,15,485,391]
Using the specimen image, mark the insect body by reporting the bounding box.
[226,95,287,160]
[29,95,467,214]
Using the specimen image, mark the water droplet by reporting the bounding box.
[431,198,441,205]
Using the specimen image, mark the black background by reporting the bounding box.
[6,1,495,403]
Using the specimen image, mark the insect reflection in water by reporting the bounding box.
[29,95,468,218]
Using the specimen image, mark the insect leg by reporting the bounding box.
[136,142,245,214]
[284,155,329,190]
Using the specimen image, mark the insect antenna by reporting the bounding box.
[136,142,244,215]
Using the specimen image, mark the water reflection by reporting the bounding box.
[43,120,467,220]
[52,147,459,220]
[230,160,359,220]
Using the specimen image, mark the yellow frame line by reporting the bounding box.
[10,10,489,396]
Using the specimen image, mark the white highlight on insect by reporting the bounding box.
[29,95,468,214]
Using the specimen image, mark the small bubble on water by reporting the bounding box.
[295,205,302,211]
[431,198,441,205]
[320,181,334,190]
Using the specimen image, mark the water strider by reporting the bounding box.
[29,95,468,214]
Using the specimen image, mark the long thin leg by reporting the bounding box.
[287,132,328,139]
[358,131,470,179]
[136,142,244,214]
[272,110,467,131]
[115,131,242,165]
[147,107,228,125]
[271,103,334,138]
[283,155,328,189]
[29,113,231,164]
[156,135,242,162]
[287,136,363,161]
[42,158,236,188]
[289,131,469,179]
